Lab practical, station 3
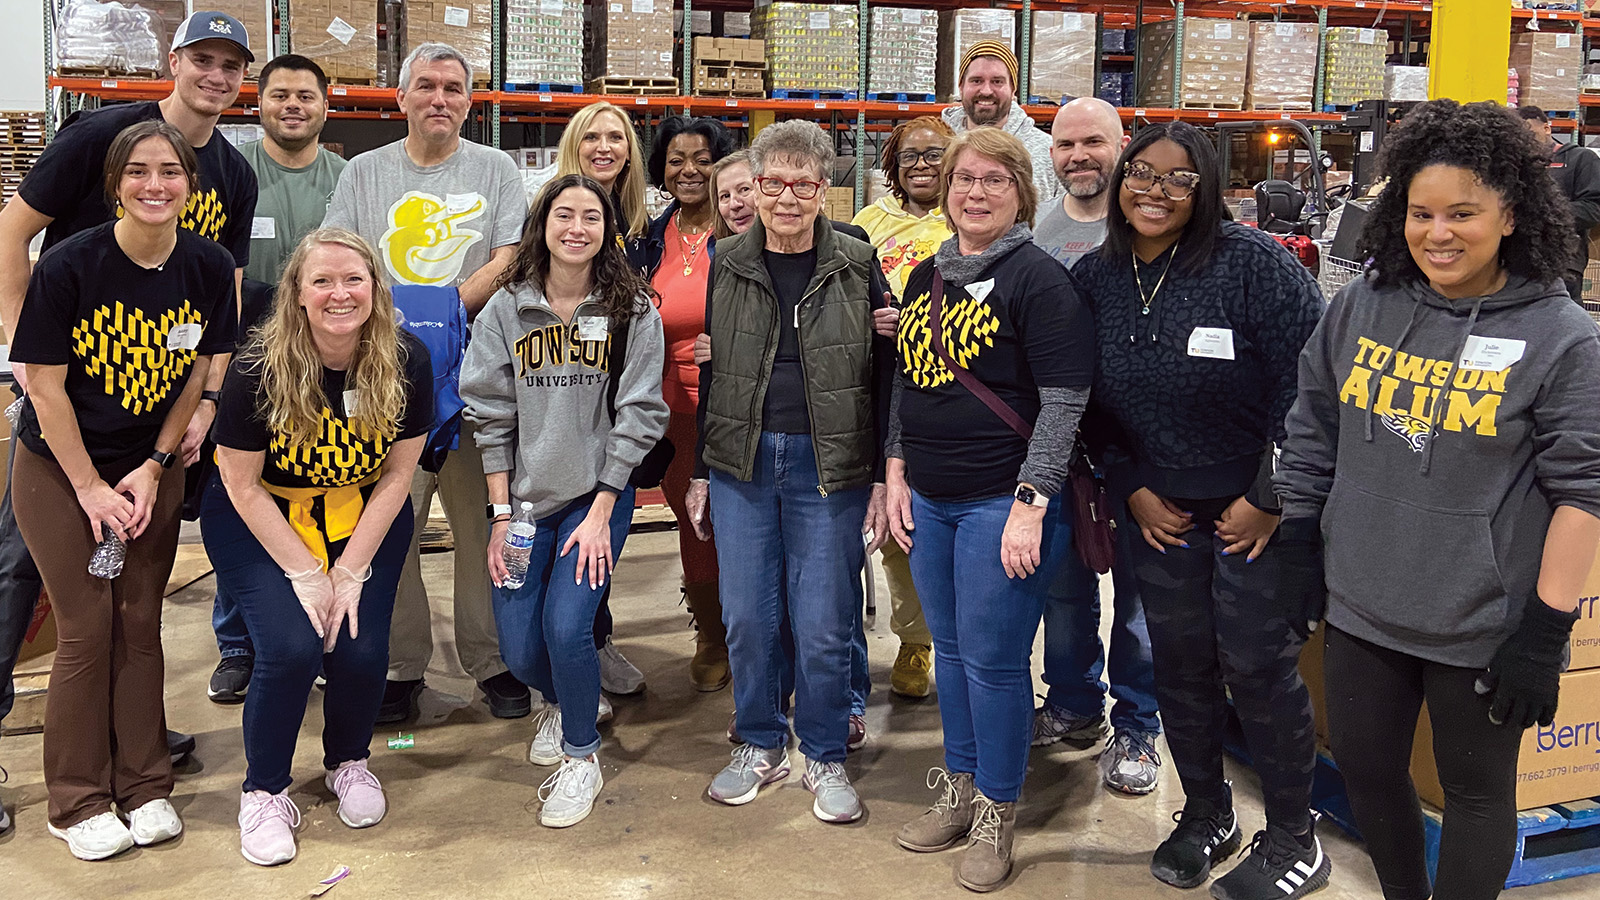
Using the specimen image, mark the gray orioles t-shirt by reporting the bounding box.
[1034,198,1107,270]
[323,138,526,287]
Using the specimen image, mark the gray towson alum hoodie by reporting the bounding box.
[1276,272,1600,668]
[461,281,668,518]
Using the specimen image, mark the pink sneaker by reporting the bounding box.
[238,790,299,866]
[325,759,387,828]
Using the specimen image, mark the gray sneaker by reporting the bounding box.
[707,744,790,806]
[1032,701,1109,748]
[1099,729,1162,795]
[802,758,862,823]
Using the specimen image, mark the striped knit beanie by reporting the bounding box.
[960,39,1018,90]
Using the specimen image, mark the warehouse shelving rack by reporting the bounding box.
[35,0,1600,211]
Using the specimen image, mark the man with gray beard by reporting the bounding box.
[1034,98,1127,268]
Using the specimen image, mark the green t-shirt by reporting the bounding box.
[238,141,347,286]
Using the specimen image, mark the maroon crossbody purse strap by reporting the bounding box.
[929,271,1033,440]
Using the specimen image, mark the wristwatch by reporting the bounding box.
[150,450,177,469]
[1013,483,1049,508]
[486,503,513,520]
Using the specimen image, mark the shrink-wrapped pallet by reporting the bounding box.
[505,0,583,86]
[1323,27,1386,107]
[1246,21,1317,110]
[1029,12,1096,103]
[752,3,860,94]
[936,9,1017,101]
[1512,31,1582,112]
[1137,18,1249,109]
[867,8,937,97]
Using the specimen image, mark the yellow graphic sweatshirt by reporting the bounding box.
[851,197,952,299]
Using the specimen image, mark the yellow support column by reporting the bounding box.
[1429,0,1512,103]
[749,110,776,139]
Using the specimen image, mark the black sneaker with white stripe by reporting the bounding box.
[1209,818,1331,900]
[1151,782,1243,889]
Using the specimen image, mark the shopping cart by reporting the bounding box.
[1583,299,1600,327]
[1318,255,1365,302]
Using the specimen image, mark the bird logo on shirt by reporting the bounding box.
[380,192,486,285]
[1382,413,1432,453]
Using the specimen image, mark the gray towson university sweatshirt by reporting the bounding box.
[1276,273,1600,668]
[461,281,668,518]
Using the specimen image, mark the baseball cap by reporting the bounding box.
[172,10,255,62]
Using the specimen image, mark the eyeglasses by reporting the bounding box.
[756,176,824,200]
[894,148,945,167]
[948,172,1017,193]
[1122,161,1201,201]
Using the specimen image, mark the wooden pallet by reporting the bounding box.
[586,76,680,96]
[695,89,767,99]
[58,66,162,80]
[1179,100,1246,111]
[1248,103,1315,112]
[694,58,766,71]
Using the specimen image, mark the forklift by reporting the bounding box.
[1214,117,1334,273]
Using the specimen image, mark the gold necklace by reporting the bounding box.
[676,210,711,276]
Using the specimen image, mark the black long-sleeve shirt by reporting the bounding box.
[1072,222,1323,502]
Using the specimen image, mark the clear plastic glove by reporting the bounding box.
[326,564,368,652]
[686,478,712,541]
[287,567,333,644]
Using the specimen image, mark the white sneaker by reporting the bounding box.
[597,693,614,725]
[528,705,564,766]
[0,800,10,834]
[122,798,183,846]
[598,638,645,694]
[47,811,135,861]
[538,754,603,827]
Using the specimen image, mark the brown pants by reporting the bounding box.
[12,442,182,828]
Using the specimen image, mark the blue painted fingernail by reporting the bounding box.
[1180,542,1190,549]
[1220,549,1230,556]
[1247,557,1255,564]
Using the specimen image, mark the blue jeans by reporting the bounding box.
[0,431,43,725]
[206,480,255,660]
[200,476,414,794]
[910,489,1067,803]
[710,432,866,763]
[1041,495,1160,734]
[492,486,635,759]
[848,595,869,716]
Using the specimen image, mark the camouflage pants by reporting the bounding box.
[1128,494,1316,831]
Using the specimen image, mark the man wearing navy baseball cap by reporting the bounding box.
[0,10,260,794]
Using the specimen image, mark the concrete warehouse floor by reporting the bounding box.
[0,523,1591,900]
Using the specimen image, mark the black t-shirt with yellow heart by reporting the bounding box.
[211,330,433,489]
[11,222,236,481]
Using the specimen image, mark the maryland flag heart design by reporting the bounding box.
[897,288,1002,388]
[269,408,391,487]
[71,299,202,415]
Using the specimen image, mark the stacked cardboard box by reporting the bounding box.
[1323,27,1386,107]
[1385,65,1429,102]
[823,186,855,222]
[1512,31,1582,111]
[401,1,492,86]
[588,0,677,83]
[1246,22,1318,110]
[505,0,583,86]
[937,9,1017,102]
[290,0,380,84]
[752,3,860,94]
[1029,12,1096,104]
[693,37,765,96]
[867,8,938,97]
[187,1,273,72]
[1137,18,1249,109]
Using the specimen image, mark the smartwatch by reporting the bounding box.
[200,389,222,404]
[487,503,513,520]
[1013,483,1049,508]
[149,450,177,469]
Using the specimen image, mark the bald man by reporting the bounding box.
[1034,98,1129,268]
[1029,98,1164,797]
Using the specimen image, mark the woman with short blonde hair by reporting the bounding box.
[203,228,435,866]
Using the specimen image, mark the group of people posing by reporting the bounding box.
[0,16,1598,900]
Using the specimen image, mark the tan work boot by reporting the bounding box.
[896,768,975,852]
[956,790,1017,892]
[890,642,933,698]
[685,583,730,692]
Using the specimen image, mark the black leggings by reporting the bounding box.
[1324,625,1524,900]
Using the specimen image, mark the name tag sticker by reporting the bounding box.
[166,323,202,351]
[1458,336,1526,372]
[577,316,609,341]
[251,216,276,239]
[343,390,361,417]
[445,193,479,215]
[966,278,996,303]
[1187,327,1236,360]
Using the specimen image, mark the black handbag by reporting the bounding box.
[606,317,674,489]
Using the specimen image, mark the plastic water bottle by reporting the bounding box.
[501,502,537,590]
